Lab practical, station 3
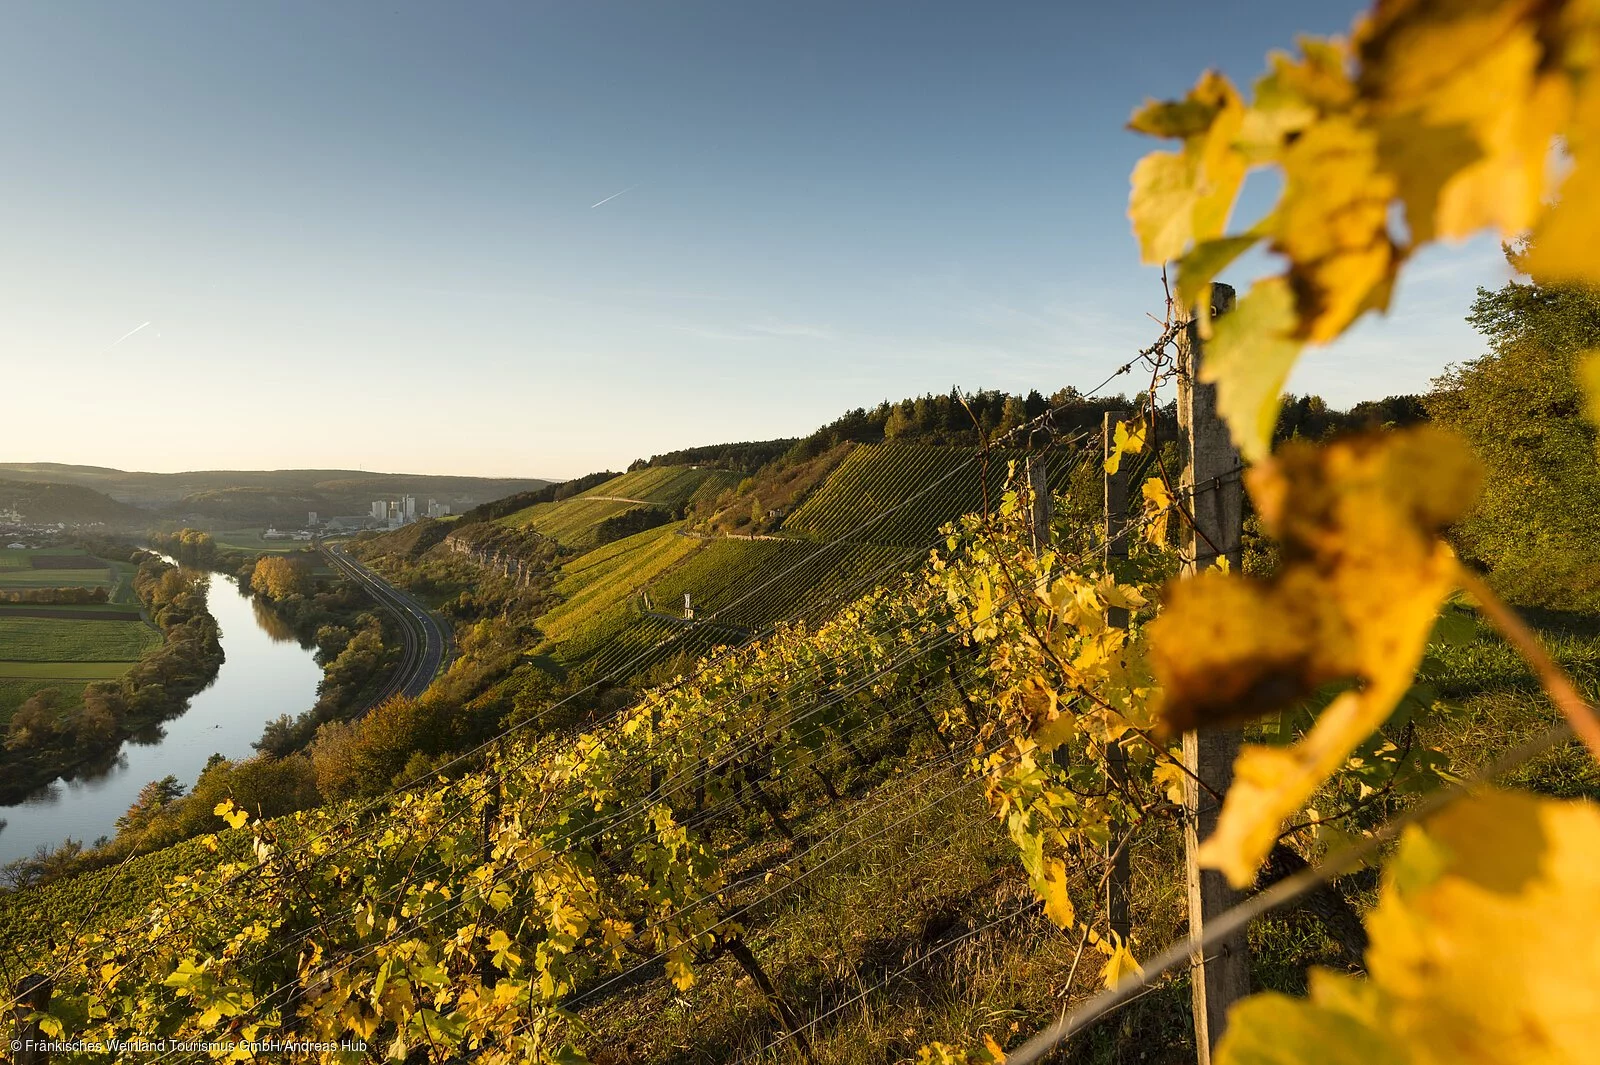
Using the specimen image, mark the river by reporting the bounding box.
[0,564,323,866]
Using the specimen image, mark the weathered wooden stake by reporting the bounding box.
[1025,456,1052,555]
[13,974,52,1065]
[1102,411,1133,947]
[1177,282,1249,1065]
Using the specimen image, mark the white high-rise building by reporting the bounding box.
[370,501,387,520]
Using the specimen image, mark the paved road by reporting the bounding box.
[319,542,448,705]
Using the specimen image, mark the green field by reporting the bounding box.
[0,660,140,679]
[213,529,319,554]
[0,554,161,719]
[495,497,645,550]
[0,677,91,717]
[0,616,161,662]
[0,570,109,589]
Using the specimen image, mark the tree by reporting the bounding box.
[116,775,185,834]
[6,689,61,750]
[1428,276,1600,608]
[251,555,313,600]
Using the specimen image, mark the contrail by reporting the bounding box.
[590,183,640,209]
[110,321,151,347]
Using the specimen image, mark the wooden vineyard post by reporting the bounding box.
[1025,455,1052,555]
[1176,282,1249,1064]
[13,974,52,1065]
[1102,412,1132,947]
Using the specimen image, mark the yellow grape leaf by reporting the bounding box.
[1149,428,1480,886]
[1141,477,1173,546]
[1218,790,1600,1065]
[916,1038,1006,1065]
[213,800,249,830]
[1130,152,1207,267]
[1038,857,1076,929]
[1216,971,1407,1065]
[1200,277,1304,464]
[1273,115,1401,344]
[1127,72,1247,264]
[1355,0,1571,245]
[1100,938,1144,989]
[1103,416,1148,475]
[664,944,695,992]
[1176,234,1261,313]
[1526,78,1600,285]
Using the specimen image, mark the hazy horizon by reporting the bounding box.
[1,1,1513,480]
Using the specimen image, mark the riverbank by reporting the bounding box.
[0,551,224,807]
[0,559,322,867]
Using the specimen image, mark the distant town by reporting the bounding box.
[261,496,453,541]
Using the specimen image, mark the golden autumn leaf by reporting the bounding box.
[1200,277,1305,463]
[1038,856,1076,929]
[1149,428,1481,886]
[1176,234,1261,314]
[1103,416,1147,475]
[1355,0,1576,245]
[1273,115,1401,344]
[1127,72,1248,265]
[1099,937,1144,989]
[1525,76,1600,284]
[1218,790,1600,1065]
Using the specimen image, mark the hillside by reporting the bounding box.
[0,463,549,525]
[0,478,147,526]
[3,380,1587,1065]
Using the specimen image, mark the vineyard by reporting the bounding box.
[778,445,1084,547]
[7,2,1600,1063]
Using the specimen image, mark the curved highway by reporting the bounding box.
[319,542,448,706]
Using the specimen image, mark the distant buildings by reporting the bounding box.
[365,496,451,528]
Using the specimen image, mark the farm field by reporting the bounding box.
[0,616,161,663]
[212,529,319,555]
[0,677,91,716]
[0,547,163,719]
[0,660,140,680]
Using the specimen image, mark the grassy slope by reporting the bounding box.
[538,523,703,643]
[7,611,1585,1063]
[572,610,1600,1064]
[496,467,743,552]
[573,465,743,510]
[526,448,1073,671]
[781,444,1082,546]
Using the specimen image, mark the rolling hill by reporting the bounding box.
[0,478,148,526]
[0,463,551,527]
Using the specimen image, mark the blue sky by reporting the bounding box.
[0,1,1512,479]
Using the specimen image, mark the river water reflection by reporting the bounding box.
[0,564,322,866]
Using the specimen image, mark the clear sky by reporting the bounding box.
[0,1,1512,480]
